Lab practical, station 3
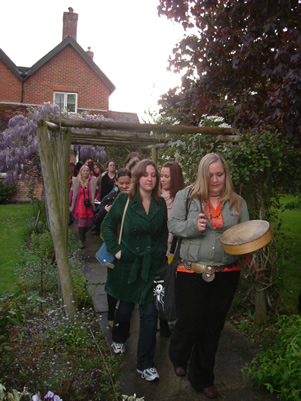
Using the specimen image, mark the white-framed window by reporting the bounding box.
[53,92,78,113]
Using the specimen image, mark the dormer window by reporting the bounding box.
[54,92,78,113]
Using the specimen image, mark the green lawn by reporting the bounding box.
[0,204,32,294]
[278,195,301,314]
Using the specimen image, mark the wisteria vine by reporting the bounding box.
[0,103,107,184]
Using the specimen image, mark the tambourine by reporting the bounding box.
[220,220,272,255]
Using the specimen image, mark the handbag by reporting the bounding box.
[83,187,91,208]
[153,190,191,321]
[95,196,130,268]
[153,236,179,321]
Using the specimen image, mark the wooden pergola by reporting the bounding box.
[36,118,238,316]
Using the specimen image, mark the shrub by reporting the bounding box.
[0,181,16,204]
[243,314,301,400]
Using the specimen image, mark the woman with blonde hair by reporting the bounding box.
[101,159,168,382]
[70,165,98,248]
[168,153,249,399]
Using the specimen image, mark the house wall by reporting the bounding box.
[23,46,110,110]
[0,59,22,102]
[0,174,44,203]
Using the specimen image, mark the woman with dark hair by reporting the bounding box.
[159,161,185,337]
[101,159,168,382]
[100,160,116,200]
[124,151,142,170]
[168,153,249,399]
[160,162,185,254]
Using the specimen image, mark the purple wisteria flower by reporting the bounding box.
[32,390,63,401]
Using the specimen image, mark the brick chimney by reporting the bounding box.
[86,47,94,60]
[63,7,78,40]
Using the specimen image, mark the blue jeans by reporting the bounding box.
[112,300,158,371]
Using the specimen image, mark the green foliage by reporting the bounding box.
[0,384,31,401]
[0,181,16,204]
[160,129,300,218]
[28,186,48,233]
[244,315,301,400]
[1,302,122,401]
[0,293,26,354]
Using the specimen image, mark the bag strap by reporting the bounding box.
[170,188,192,257]
[169,235,178,255]
[118,196,130,244]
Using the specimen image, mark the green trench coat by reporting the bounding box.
[101,191,168,304]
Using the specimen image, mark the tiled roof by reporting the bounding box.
[0,37,116,94]
[0,49,23,79]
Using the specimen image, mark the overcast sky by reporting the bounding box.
[0,0,184,119]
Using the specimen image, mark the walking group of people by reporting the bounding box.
[70,152,249,399]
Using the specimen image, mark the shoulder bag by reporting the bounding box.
[96,196,130,269]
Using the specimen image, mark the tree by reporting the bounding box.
[157,0,301,144]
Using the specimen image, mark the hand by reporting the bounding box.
[104,204,112,212]
[115,250,121,260]
[197,213,207,232]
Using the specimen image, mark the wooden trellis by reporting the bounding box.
[37,118,238,317]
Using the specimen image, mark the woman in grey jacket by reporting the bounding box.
[168,153,249,399]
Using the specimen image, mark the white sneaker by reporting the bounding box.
[111,342,126,355]
[137,367,159,382]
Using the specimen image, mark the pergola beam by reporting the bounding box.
[51,118,237,135]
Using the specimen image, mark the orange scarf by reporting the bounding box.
[205,201,223,229]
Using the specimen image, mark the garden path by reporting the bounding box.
[76,226,278,401]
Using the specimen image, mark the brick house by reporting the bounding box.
[0,7,139,201]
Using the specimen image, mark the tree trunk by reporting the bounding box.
[37,121,76,318]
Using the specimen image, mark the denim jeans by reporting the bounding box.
[112,300,158,371]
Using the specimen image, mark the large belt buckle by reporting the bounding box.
[191,263,206,274]
[202,266,216,282]
[180,259,193,271]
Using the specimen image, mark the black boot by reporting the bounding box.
[78,227,86,248]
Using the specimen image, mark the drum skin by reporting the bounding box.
[220,220,272,255]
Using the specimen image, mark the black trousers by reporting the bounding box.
[169,270,240,389]
[107,294,117,321]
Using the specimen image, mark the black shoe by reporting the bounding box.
[160,319,171,337]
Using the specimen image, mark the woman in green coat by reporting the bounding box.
[101,159,168,382]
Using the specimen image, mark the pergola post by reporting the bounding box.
[37,120,76,318]
[151,146,158,164]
